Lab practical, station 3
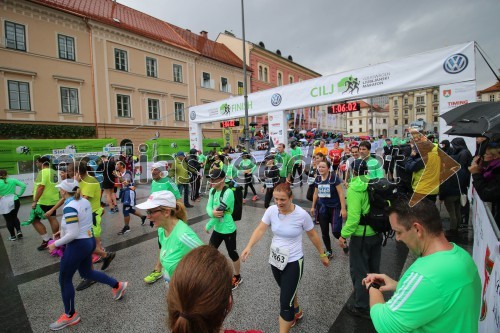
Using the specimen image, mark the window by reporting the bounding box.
[433,116,438,122]
[416,96,425,105]
[5,21,26,51]
[404,119,408,125]
[433,127,438,132]
[117,94,130,117]
[148,98,160,120]
[237,81,244,95]
[383,119,386,124]
[359,128,362,132]
[404,110,408,115]
[264,68,268,82]
[8,80,30,110]
[220,77,231,93]
[349,129,353,133]
[58,34,75,61]
[201,72,213,89]
[146,57,157,77]
[395,120,398,125]
[349,120,353,126]
[173,64,183,83]
[433,94,438,102]
[393,99,398,106]
[277,72,283,86]
[115,49,128,71]
[490,94,495,102]
[258,66,263,81]
[404,98,408,105]
[289,75,294,84]
[60,87,79,114]
[433,106,438,113]
[395,129,398,134]
[416,107,425,114]
[394,110,398,117]
[360,119,363,125]
[174,102,185,121]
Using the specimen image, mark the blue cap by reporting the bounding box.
[176,151,185,157]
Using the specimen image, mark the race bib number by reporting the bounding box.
[385,155,392,161]
[307,176,315,185]
[265,178,274,188]
[318,184,331,198]
[269,244,290,271]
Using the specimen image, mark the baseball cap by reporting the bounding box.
[151,162,165,170]
[176,151,185,157]
[136,191,176,210]
[208,169,226,179]
[55,179,80,192]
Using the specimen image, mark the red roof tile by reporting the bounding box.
[478,81,500,94]
[28,0,247,68]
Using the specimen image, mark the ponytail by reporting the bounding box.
[172,202,188,223]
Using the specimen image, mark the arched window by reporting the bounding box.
[264,67,268,82]
[258,66,263,81]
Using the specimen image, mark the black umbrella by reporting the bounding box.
[249,122,258,126]
[441,102,500,137]
[207,142,220,148]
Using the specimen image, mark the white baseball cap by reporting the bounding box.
[151,162,165,170]
[55,179,80,193]
[136,190,176,210]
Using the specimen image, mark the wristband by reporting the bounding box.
[368,282,381,291]
[319,252,328,258]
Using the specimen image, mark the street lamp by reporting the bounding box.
[241,0,250,152]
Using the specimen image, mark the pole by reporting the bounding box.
[370,97,374,137]
[241,0,250,152]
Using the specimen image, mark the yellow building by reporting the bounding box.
[346,101,388,137]
[0,0,247,149]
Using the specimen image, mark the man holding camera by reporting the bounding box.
[363,198,480,333]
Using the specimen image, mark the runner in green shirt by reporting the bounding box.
[289,142,304,187]
[205,169,242,290]
[136,190,203,286]
[0,169,26,240]
[238,153,258,202]
[363,198,481,333]
[275,143,293,183]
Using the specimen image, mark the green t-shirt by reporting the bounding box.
[238,159,256,175]
[158,220,203,283]
[79,175,101,212]
[290,147,303,165]
[34,168,60,206]
[198,154,207,164]
[367,156,384,179]
[205,187,235,234]
[0,178,26,201]
[151,177,181,199]
[371,243,481,333]
[275,152,293,178]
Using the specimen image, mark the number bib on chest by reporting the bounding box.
[269,244,290,271]
[265,178,274,188]
[307,176,315,185]
[317,184,331,198]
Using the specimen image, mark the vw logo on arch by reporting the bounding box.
[443,53,468,74]
[271,93,282,106]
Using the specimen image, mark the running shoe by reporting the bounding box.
[231,275,243,290]
[101,252,116,271]
[141,216,147,226]
[37,239,51,251]
[112,281,128,300]
[76,278,96,291]
[144,270,163,284]
[294,305,303,320]
[243,199,247,204]
[92,254,102,264]
[252,195,258,201]
[326,251,334,260]
[16,231,23,239]
[113,207,119,213]
[117,226,130,235]
[109,208,117,214]
[8,236,17,241]
[49,312,81,331]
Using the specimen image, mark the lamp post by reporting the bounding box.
[241,0,250,152]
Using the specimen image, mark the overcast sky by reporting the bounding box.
[119,0,499,90]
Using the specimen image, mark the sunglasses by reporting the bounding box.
[146,209,163,215]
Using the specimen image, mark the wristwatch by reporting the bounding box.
[368,282,381,291]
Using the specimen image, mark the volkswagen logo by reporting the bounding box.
[443,53,468,74]
[190,111,196,120]
[271,93,282,106]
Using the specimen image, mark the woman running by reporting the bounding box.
[260,154,280,208]
[238,152,258,203]
[241,183,329,333]
[310,160,347,258]
[136,190,203,286]
[48,179,127,331]
[0,169,26,240]
[167,245,263,333]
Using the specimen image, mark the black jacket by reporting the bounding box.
[451,138,473,186]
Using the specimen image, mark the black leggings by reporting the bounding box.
[271,258,304,322]
[264,188,275,208]
[209,230,239,262]
[291,163,303,182]
[2,199,21,237]
[243,173,257,198]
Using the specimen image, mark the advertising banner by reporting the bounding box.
[472,191,500,333]
[268,111,287,147]
[188,123,203,150]
[189,42,475,124]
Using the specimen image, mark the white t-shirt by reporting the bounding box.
[261,204,314,262]
[54,197,93,247]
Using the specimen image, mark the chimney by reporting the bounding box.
[200,30,208,38]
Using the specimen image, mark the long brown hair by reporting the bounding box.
[164,202,188,223]
[0,169,7,184]
[167,245,232,333]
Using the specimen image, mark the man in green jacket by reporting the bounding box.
[339,159,382,318]
[359,141,384,179]
[275,143,293,184]
[168,152,193,208]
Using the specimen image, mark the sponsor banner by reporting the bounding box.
[228,150,268,164]
[188,124,203,150]
[268,111,287,148]
[189,42,475,124]
[439,81,477,153]
[471,190,500,333]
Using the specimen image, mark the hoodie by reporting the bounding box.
[451,137,473,185]
[341,176,376,238]
[440,140,455,156]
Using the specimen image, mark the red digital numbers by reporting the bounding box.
[328,102,360,114]
[220,120,240,128]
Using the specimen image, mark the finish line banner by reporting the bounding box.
[189,42,475,123]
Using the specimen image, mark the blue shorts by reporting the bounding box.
[123,205,136,217]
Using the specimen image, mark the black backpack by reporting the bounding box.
[359,177,398,245]
[211,185,243,222]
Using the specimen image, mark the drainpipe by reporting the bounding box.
[84,18,99,138]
